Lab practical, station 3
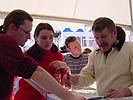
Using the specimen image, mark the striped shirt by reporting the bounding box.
[64,53,88,74]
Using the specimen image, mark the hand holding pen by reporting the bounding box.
[63,71,79,90]
[64,72,71,89]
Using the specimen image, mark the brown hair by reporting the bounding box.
[92,17,116,33]
[65,36,77,47]
[83,48,92,54]
[116,26,125,41]
[1,9,33,33]
[34,23,54,37]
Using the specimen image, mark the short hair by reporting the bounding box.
[83,48,92,54]
[2,9,33,32]
[65,36,77,47]
[92,17,116,33]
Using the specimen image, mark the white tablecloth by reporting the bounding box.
[47,89,133,100]
[103,97,133,100]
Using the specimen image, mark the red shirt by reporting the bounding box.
[0,34,38,99]
[14,49,66,100]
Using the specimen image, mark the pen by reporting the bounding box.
[66,72,73,90]
[67,72,70,80]
[88,96,104,100]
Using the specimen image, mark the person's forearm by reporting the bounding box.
[30,66,73,100]
[25,79,47,97]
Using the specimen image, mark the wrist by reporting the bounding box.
[63,93,74,100]
[63,64,69,71]
[124,88,132,96]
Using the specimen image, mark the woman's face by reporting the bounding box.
[35,29,54,50]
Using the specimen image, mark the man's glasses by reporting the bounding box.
[19,27,31,35]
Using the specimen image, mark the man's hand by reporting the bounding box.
[105,88,132,98]
[65,94,87,100]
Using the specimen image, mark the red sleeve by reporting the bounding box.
[0,35,38,79]
[56,52,64,61]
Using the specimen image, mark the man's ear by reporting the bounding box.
[113,29,117,38]
[8,23,17,32]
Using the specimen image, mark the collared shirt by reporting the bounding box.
[76,41,133,96]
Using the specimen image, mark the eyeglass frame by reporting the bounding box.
[19,27,31,35]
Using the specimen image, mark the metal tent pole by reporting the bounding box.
[129,0,133,31]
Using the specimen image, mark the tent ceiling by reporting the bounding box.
[0,0,132,30]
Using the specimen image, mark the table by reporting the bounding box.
[47,89,133,100]
[103,97,133,100]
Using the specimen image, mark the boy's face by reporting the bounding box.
[67,39,82,55]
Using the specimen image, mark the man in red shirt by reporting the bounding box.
[0,9,86,100]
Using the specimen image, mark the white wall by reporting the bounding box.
[0,0,131,26]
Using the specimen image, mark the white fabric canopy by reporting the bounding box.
[0,0,132,30]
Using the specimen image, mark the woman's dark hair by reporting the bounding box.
[26,23,58,61]
[116,26,126,46]
[116,26,125,41]
[0,9,33,33]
